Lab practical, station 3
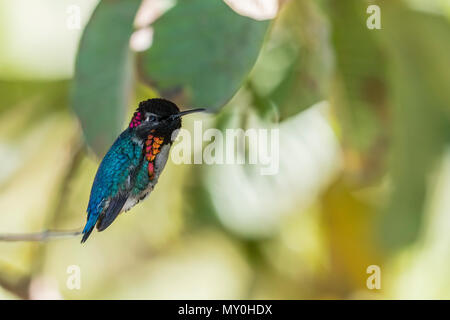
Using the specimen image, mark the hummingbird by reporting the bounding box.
[81,98,204,243]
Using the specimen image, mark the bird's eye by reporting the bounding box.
[148,115,158,122]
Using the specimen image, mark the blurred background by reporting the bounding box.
[0,0,449,299]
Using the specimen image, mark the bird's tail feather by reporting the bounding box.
[81,194,128,243]
[81,214,98,243]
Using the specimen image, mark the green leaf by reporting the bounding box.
[249,0,333,120]
[138,0,269,111]
[378,5,450,250]
[71,0,141,157]
[327,0,388,153]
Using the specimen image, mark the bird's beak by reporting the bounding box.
[168,108,205,121]
[137,108,205,138]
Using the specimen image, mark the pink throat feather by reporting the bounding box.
[129,112,142,128]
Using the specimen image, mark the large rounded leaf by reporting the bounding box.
[378,5,450,251]
[249,0,333,121]
[138,0,269,111]
[72,0,141,157]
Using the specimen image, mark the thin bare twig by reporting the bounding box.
[0,229,82,242]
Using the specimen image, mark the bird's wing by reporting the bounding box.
[96,192,129,231]
[82,131,143,242]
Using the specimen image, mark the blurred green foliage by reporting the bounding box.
[72,0,141,156]
[250,0,333,120]
[380,4,450,249]
[139,0,269,112]
[0,0,449,300]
